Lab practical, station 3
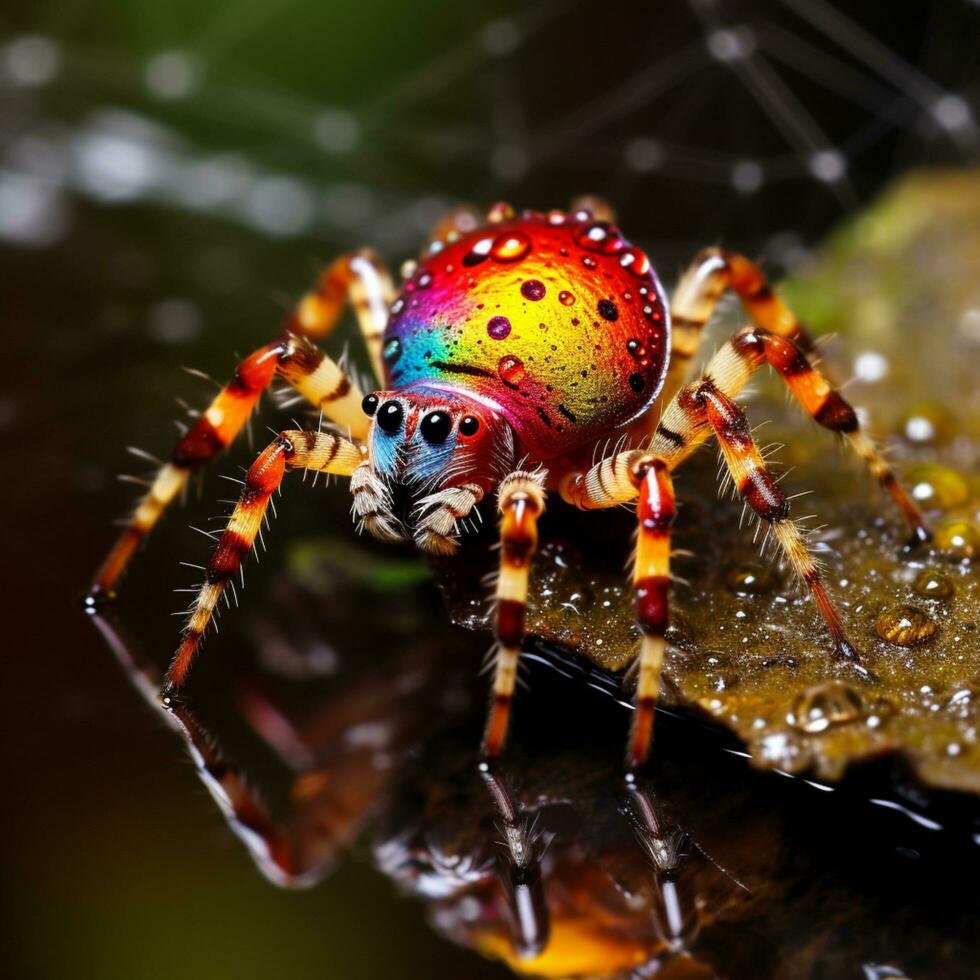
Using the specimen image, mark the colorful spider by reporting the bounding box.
[87,198,929,772]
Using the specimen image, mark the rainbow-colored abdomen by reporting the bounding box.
[381,210,670,460]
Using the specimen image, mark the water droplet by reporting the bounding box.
[520,279,546,301]
[875,604,937,646]
[626,338,647,361]
[866,696,897,727]
[725,562,777,595]
[900,402,954,444]
[389,298,404,316]
[790,682,863,733]
[581,256,597,269]
[490,230,531,262]
[383,337,402,363]
[905,463,969,509]
[620,250,652,278]
[487,315,512,340]
[498,354,525,385]
[751,729,813,770]
[912,569,955,600]
[463,237,494,267]
[575,221,626,254]
[934,518,979,559]
[417,272,432,289]
[558,290,575,306]
[628,373,645,393]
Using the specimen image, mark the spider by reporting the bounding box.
[87,197,929,774]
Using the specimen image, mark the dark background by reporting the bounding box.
[1,2,978,978]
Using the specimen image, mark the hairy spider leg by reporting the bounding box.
[164,430,363,696]
[89,338,366,600]
[482,471,547,760]
[411,483,486,554]
[724,327,929,544]
[480,764,551,959]
[622,777,701,953]
[292,249,395,382]
[698,383,861,662]
[662,252,926,541]
[629,458,676,768]
[666,247,818,397]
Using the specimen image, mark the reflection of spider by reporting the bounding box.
[87,198,928,769]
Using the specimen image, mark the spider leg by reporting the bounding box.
[653,327,926,542]
[662,246,818,404]
[165,430,364,696]
[482,470,547,760]
[411,482,486,554]
[726,326,929,544]
[575,325,926,540]
[628,458,676,768]
[89,339,365,600]
[696,383,862,664]
[557,454,676,763]
[295,250,395,383]
[479,763,550,959]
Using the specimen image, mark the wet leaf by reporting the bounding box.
[436,170,980,791]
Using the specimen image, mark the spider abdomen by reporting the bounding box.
[381,211,671,460]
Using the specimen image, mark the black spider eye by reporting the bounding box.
[361,393,379,417]
[376,400,403,434]
[420,411,453,445]
[459,415,481,437]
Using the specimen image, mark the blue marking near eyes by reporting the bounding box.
[404,431,458,485]
[370,423,402,476]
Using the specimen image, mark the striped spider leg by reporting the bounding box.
[87,251,394,603]
[164,429,364,697]
[480,461,675,771]
[479,763,551,959]
[659,248,928,545]
[483,470,547,759]
[558,323,919,763]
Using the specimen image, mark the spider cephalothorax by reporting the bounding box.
[356,386,514,553]
[89,197,930,772]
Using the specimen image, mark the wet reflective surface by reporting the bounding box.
[86,564,980,979]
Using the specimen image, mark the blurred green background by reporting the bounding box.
[1,2,978,978]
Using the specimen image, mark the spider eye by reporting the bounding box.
[361,393,379,417]
[420,410,453,445]
[459,415,481,437]
[376,400,403,434]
